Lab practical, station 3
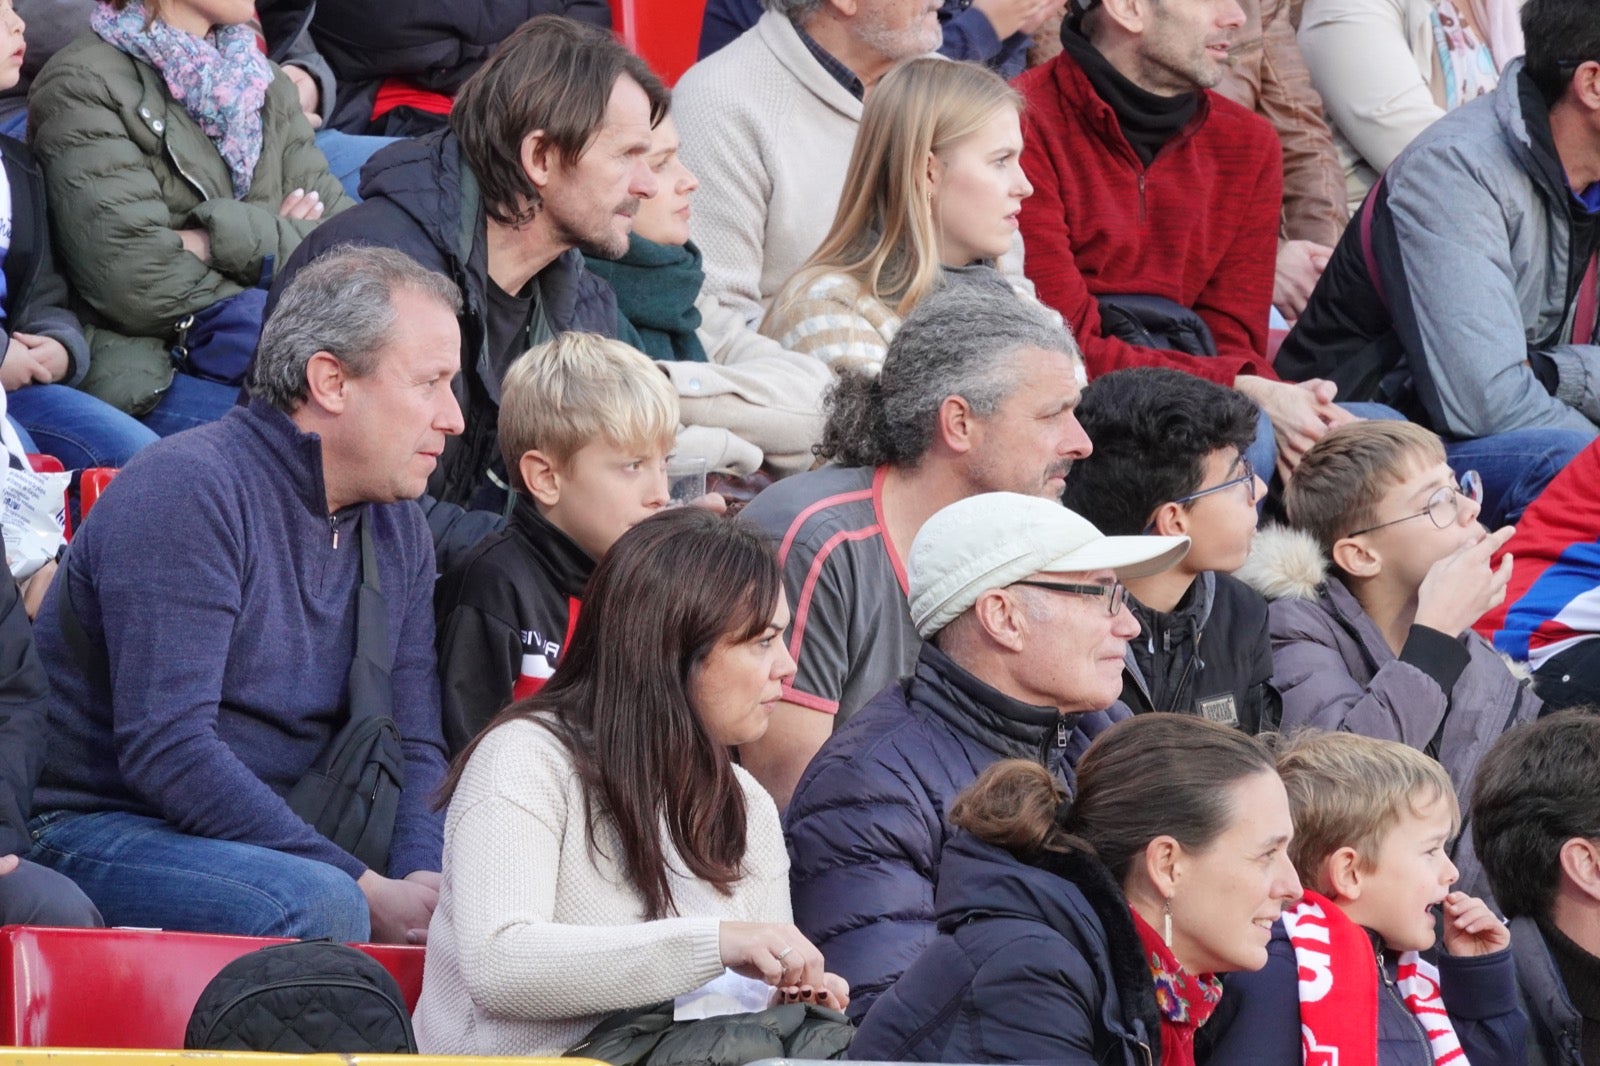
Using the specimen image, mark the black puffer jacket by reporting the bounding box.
[785,643,1127,1019]
[267,131,619,570]
[1122,571,1282,734]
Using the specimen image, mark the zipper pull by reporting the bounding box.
[1057,720,1069,748]
[329,516,340,549]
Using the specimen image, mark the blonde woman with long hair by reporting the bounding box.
[763,58,1047,373]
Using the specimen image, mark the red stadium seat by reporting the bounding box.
[79,468,117,523]
[611,0,707,85]
[0,925,424,1049]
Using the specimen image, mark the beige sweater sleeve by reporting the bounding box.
[1298,0,1443,175]
[762,275,899,373]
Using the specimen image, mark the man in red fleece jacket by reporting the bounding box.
[1017,0,1349,478]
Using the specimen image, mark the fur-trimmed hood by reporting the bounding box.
[1236,525,1535,680]
[1234,525,1330,603]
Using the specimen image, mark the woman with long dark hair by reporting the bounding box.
[414,507,848,1055]
[850,715,1302,1065]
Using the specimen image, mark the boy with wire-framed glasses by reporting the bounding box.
[1236,420,1542,904]
[1064,367,1282,732]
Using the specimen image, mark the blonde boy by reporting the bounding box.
[1199,732,1525,1064]
[434,333,678,753]
[1237,420,1541,900]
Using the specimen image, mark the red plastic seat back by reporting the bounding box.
[79,467,117,522]
[0,925,425,1048]
[611,0,707,85]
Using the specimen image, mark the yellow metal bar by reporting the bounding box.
[0,1053,603,1066]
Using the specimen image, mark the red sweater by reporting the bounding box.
[1016,45,1283,384]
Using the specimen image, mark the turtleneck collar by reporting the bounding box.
[1060,27,1199,167]
[1542,918,1600,1024]
[909,641,1070,759]
[509,494,598,601]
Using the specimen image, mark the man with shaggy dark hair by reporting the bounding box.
[1473,711,1600,1066]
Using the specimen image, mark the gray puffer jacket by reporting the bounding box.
[1236,526,1541,902]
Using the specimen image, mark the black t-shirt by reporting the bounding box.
[485,278,551,385]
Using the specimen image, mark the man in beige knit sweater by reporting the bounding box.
[674,0,941,329]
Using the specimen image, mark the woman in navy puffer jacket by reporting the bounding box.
[850,716,1304,1066]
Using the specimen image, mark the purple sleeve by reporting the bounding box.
[94,469,366,877]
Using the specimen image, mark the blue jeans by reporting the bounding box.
[0,117,391,202]
[7,384,158,469]
[28,810,370,940]
[138,372,240,438]
[315,129,399,202]
[1245,402,1404,490]
[1441,427,1591,528]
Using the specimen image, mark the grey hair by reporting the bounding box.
[763,0,825,20]
[817,283,1079,467]
[249,245,463,412]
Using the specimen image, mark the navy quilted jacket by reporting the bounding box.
[848,832,1161,1065]
[784,642,1126,1019]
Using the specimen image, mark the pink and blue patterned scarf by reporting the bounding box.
[91,1,270,199]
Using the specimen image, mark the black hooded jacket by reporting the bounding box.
[266,131,620,571]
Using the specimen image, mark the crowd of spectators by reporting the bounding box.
[3,0,1600,1063]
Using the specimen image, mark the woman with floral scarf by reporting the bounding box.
[27,0,348,433]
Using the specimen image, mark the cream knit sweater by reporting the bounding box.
[674,11,865,330]
[412,718,792,1056]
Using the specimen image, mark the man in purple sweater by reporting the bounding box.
[27,247,463,943]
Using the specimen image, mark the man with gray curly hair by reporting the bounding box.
[740,283,1091,805]
[28,247,462,946]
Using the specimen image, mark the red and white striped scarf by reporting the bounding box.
[1281,890,1466,1066]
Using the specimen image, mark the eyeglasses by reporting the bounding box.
[1173,457,1259,508]
[1142,458,1258,533]
[1346,470,1483,538]
[1012,579,1129,616]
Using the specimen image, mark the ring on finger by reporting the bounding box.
[775,945,794,963]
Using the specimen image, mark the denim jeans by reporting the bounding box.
[138,372,240,438]
[1440,427,1591,528]
[7,384,158,469]
[0,115,391,201]
[28,810,370,940]
[315,129,399,202]
[1245,402,1404,493]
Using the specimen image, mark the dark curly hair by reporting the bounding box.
[1062,368,1259,535]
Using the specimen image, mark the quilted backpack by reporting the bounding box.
[184,940,417,1053]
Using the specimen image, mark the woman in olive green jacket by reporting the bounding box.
[28,0,350,429]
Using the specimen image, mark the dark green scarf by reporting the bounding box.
[585,234,708,363]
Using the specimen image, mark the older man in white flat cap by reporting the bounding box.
[783,491,1189,1018]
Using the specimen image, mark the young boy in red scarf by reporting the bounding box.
[1197,731,1527,1064]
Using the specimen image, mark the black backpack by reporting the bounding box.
[184,940,417,1053]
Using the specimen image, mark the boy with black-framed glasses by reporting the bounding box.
[1064,367,1282,732]
[1236,419,1541,904]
